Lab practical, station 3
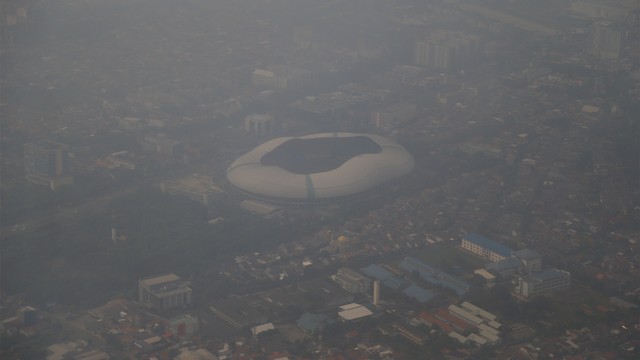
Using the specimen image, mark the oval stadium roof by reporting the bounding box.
[226,132,414,202]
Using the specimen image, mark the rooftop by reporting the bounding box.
[486,257,523,272]
[402,284,435,303]
[360,264,405,290]
[25,140,70,151]
[399,257,471,296]
[464,233,513,257]
[513,248,541,260]
[338,303,373,321]
[260,136,382,175]
[530,268,570,281]
[139,273,181,287]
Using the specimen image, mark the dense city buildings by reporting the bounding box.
[571,0,638,22]
[252,65,314,90]
[2,0,640,358]
[414,30,483,70]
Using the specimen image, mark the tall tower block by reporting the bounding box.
[373,280,381,307]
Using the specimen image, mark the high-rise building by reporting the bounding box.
[415,31,483,70]
[23,140,73,190]
[138,273,192,311]
[17,306,38,326]
[244,114,274,136]
[372,280,380,307]
[571,0,638,23]
[592,21,624,60]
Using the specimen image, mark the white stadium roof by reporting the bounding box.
[226,133,414,202]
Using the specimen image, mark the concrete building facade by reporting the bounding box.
[592,21,624,60]
[23,140,73,190]
[414,31,483,70]
[244,113,274,136]
[515,269,571,299]
[138,273,192,311]
[460,234,512,262]
[332,267,372,294]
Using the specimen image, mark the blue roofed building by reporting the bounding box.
[461,233,513,262]
[486,248,543,277]
[360,264,406,290]
[399,257,471,296]
[402,284,435,303]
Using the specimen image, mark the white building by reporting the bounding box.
[460,234,512,262]
[244,114,274,136]
[139,273,192,311]
[338,303,373,321]
[252,65,314,89]
[515,269,571,299]
[332,268,372,294]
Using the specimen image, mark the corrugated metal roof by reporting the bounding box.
[401,284,435,303]
[360,264,405,290]
[338,304,373,321]
[399,257,471,295]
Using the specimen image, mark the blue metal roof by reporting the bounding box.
[464,233,513,257]
[399,257,471,296]
[360,264,405,290]
[402,283,435,303]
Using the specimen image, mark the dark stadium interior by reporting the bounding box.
[260,136,382,174]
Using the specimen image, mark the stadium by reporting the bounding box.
[226,133,414,203]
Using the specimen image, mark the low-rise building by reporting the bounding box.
[332,267,372,294]
[337,303,373,321]
[160,174,221,205]
[141,133,184,160]
[486,248,543,277]
[515,269,571,298]
[513,249,542,273]
[461,233,513,262]
[399,257,471,296]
